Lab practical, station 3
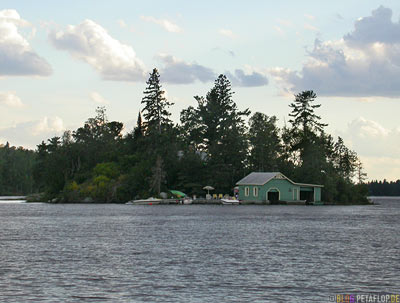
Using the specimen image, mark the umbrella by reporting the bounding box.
[203,186,215,195]
[170,190,187,198]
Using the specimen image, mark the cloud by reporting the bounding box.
[156,54,268,87]
[271,6,400,97]
[338,117,400,181]
[226,69,268,87]
[0,91,23,108]
[49,19,146,82]
[0,117,64,149]
[90,91,110,104]
[140,16,182,33]
[219,29,236,39]
[339,117,400,158]
[0,9,52,76]
[360,156,400,182]
[344,6,400,46]
[156,54,216,84]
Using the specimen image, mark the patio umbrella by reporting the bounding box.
[170,190,187,198]
[203,186,215,195]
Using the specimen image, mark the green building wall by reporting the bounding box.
[238,178,321,202]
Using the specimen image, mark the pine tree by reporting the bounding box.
[356,159,368,184]
[141,68,173,135]
[180,74,250,192]
[289,90,327,136]
[288,90,328,183]
[248,112,281,172]
[133,111,144,139]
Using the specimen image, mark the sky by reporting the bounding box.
[0,0,400,181]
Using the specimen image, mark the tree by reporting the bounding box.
[141,68,173,135]
[248,112,281,172]
[133,111,144,140]
[289,90,327,135]
[180,74,250,192]
[287,91,328,183]
[356,159,368,184]
[333,137,358,181]
[149,155,166,196]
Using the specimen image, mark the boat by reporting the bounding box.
[182,198,193,205]
[221,198,240,205]
[126,197,162,205]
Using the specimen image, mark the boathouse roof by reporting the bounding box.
[236,172,323,187]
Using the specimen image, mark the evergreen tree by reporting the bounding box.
[289,90,327,135]
[288,91,328,183]
[333,137,358,181]
[141,68,173,135]
[356,159,368,184]
[248,112,281,172]
[180,74,250,192]
[133,111,144,140]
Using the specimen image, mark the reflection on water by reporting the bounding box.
[0,197,399,302]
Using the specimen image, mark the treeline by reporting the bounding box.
[368,180,400,196]
[0,142,36,195]
[2,69,369,203]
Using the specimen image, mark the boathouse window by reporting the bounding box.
[245,187,250,196]
[253,187,258,197]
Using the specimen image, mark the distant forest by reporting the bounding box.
[0,69,370,203]
[368,180,400,196]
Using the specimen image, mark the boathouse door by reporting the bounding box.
[267,189,279,202]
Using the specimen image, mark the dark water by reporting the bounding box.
[0,197,399,302]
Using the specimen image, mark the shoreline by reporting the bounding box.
[23,197,373,205]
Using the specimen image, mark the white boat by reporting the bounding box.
[182,198,193,205]
[221,198,240,205]
[126,197,162,205]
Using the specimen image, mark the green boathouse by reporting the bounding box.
[236,172,323,203]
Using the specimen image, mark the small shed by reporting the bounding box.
[236,172,323,203]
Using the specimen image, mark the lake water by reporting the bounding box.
[0,197,399,302]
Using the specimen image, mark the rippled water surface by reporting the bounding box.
[0,197,399,302]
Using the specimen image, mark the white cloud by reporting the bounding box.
[219,28,236,39]
[90,91,110,104]
[156,53,216,84]
[140,16,182,33]
[337,117,400,181]
[360,156,400,182]
[49,19,146,82]
[0,117,65,149]
[339,117,400,159]
[271,6,400,97]
[0,9,52,76]
[0,91,23,108]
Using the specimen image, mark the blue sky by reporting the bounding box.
[1,0,400,181]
